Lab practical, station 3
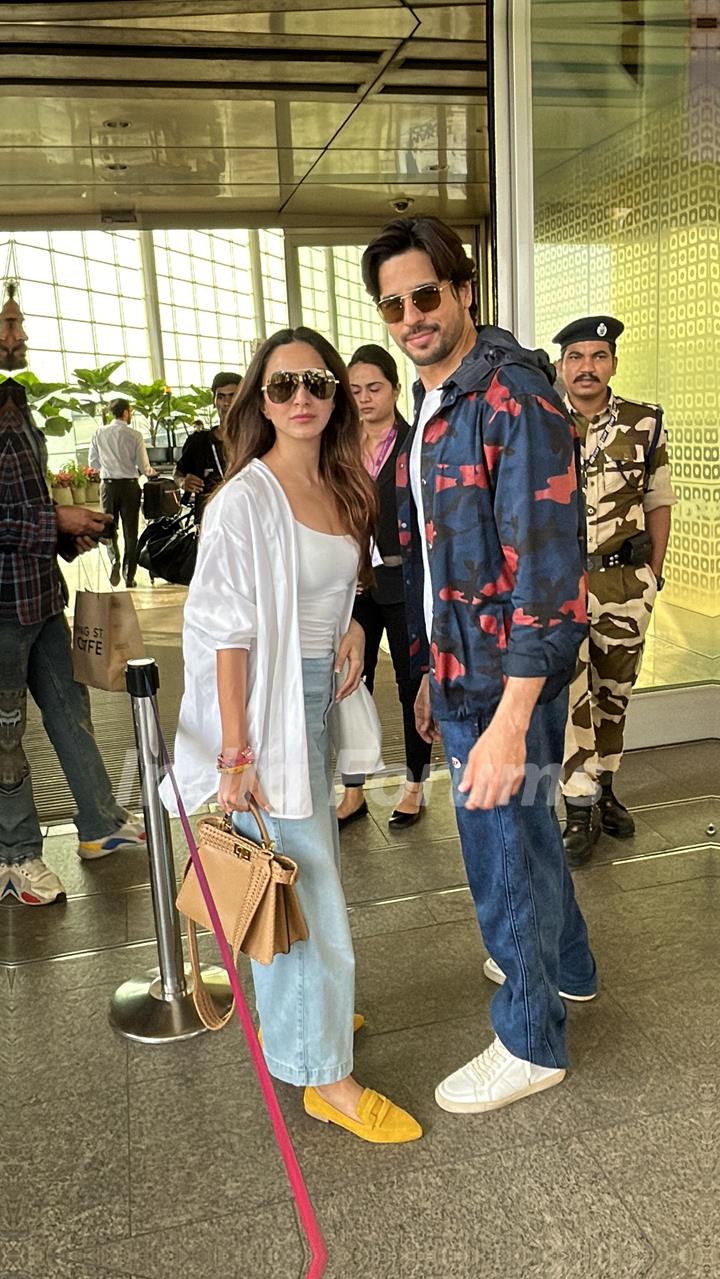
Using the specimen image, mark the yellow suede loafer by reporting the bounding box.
[258,1012,364,1049]
[303,1087,422,1144]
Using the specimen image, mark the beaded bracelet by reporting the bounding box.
[216,746,255,773]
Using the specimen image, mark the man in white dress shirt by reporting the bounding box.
[88,398,155,587]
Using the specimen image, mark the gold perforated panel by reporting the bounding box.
[534,86,719,679]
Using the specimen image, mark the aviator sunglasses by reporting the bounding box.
[377,282,448,324]
[261,368,338,404]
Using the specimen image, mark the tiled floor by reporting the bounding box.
[2,737,718,1278]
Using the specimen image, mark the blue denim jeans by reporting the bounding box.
[0,612,131,863]
[232,655,355,1087]
[439,690,597,1069]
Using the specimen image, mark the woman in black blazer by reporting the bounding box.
[337,345,432,832]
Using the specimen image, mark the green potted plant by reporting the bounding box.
[66,360,125,425]
[49,467,74,506]
[63,458,87,504]
[0,370,76,436]
[115,379,176,459]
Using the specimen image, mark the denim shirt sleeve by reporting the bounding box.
[487,365,587,682]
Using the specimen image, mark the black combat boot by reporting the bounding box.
[562,801,601,869]
[597,772,635,838]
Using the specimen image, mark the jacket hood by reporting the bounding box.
[463,325,557,388]
[412,326,557,415]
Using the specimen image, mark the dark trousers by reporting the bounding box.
[343,593,432,787]
[101,478,141,584]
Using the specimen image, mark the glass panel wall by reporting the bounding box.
[0,228,483,464]
[531,2,719,688]
[1,230,150,386]
[152,228,269,389]
[0,227,290,470]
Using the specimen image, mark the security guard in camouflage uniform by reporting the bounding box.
[553,316,676,867]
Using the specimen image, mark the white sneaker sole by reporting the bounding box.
[483,957,597,1003]
[435,1068,566,1114]
[6,880,66,906]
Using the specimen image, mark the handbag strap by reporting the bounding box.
[185,912,237,1030]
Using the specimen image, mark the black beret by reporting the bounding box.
[552,316,624,349]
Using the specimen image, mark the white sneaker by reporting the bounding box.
[483,955,597,1003]
[77,817,146,860]
[435,1036,565,1114]
[8,859,67,906]
[0,863,10,900]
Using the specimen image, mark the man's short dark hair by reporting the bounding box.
[348,344,400,388]
[110,398,130,418]
[361,216,477,321]
[211,371,243,394]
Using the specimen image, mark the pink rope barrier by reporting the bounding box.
[153,694,328,1279]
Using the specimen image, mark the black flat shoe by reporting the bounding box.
[388,804,425,831]
[337,800,368,832]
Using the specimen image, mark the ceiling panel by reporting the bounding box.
[86,7,418,39]
[0,2,488,228]
[284,180,490,220]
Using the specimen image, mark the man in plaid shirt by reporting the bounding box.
[0,286,145,905]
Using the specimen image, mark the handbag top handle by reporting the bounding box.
[220,795,273,848]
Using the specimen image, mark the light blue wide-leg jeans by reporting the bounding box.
[233,655,355,1087]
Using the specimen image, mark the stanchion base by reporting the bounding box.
[109,966,233,1044]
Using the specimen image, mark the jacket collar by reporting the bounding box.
[412,325,556,415]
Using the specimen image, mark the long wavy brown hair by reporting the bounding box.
[223,326,379,588]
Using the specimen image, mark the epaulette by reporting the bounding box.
[615,394,663,416]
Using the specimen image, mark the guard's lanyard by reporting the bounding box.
[582,404,617,479]
[365,424,397,481]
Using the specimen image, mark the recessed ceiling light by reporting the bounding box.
[103,119,131,129]
[105,162,128,172]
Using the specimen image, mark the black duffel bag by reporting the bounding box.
[137,509,197,585]
[142,476,181,520]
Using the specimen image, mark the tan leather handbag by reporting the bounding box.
[176,800,308,1030]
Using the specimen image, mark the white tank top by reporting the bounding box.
[295,521,359,657]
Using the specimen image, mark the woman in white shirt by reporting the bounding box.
[174,326,421,1146]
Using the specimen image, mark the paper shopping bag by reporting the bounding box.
[72,590,145,692]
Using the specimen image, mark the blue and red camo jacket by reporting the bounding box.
[396,327,588,720]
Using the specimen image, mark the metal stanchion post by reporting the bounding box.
[109,657,231,1043]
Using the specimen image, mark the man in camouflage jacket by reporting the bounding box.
[362,217,597,1117]
[554,316,676,866]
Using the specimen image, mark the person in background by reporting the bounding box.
[167,327,421,1145]
[88,397,155,588]
[0,285,145,906]
[336,344,432,832]
[362,216,596,1115]
[174,371,242,522]
[553,316,676,866]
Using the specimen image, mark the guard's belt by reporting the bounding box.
[587,532,652,573]
[587,550,625,571]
